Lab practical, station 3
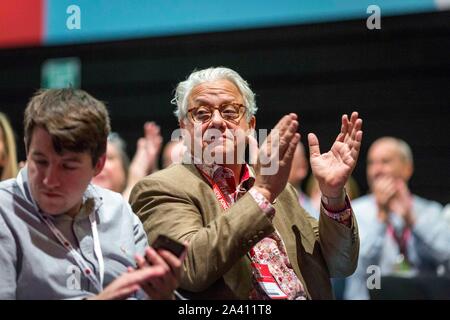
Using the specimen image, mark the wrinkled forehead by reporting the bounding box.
[189,80,243,104]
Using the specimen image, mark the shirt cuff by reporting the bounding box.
[249,188,276,221]
[321,195,353,226]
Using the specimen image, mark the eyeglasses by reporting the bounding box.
[187,103,246,124]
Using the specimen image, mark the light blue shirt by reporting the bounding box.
[344,194,449,299]
[443,203,450,226]
[295,189,320,220]
[0,168,149,299]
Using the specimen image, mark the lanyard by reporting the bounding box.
[197,166,264,263]
[41,210,105,293]
[387,224,411,260]
[198,168,232,211]
[198,167,257,259]
[197,165,291,299]
[17,170,105,292]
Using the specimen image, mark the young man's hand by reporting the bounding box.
[90,246,186,300]
[134,246,185,300]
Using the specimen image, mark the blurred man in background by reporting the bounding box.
[92,122,162,200]
[344,137,450,299]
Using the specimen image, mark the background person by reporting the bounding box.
[92,122,162,200]
[0,112,18,181]
[344,137,449,299]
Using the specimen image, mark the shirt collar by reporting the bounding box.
[194,161,255,192]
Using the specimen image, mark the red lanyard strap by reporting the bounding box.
[41,212,104,293]
[387,224,411,260]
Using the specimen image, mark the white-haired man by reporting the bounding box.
[130,67,363,300]
[344,137,450,299]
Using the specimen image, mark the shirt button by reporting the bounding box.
[247,240,253,245]
[253,235,259,241]
[258,231,264,236]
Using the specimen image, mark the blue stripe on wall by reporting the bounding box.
[45,0,438,45]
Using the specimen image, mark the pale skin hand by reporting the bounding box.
[134,247,185,300]
[372,176,398,223]
[387,179,415,227]
[123,122,163,200]
[129,122,163,180]
[253,113,301,203]
[308,112,363,208]
[372,177,415,226]
[88,264,166,300]
[89,246,185,300]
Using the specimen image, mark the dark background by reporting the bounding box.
[1,11,449,204]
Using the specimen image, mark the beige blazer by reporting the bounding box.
[130,164,359,299]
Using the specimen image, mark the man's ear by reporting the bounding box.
[93,154,106,176]
[248,116,256,130]
[402,161,414,182]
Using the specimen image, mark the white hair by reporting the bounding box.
[171,67,257,123]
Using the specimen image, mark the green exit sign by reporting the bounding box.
[41,57,81,89]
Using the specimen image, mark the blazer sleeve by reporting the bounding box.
[313,202,360,278]
[285,185,359,278]
[129,175,275,292]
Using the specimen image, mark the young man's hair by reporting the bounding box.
[24,88,111,166]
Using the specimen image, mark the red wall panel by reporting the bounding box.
[0,0,44,48]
